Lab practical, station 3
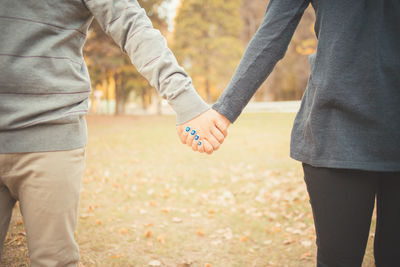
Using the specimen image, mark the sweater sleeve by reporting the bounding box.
[83,0,209,124]
[212,0,310,123]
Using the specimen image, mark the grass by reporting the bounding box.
[2,113,376,266]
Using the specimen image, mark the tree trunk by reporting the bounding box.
[114,72,121,115]
[205,78,211,103]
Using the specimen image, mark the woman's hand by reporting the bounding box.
[176,109,231,154]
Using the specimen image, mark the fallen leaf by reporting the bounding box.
[157,235,165,244]
[80,213,93,219]
[180,259,193,267]
[161,208,169,214]
[301,240,313,247]
[263,240,272,245]
[300,252,312,260]
[148,259,161,266]
[110,254,124,258]
[144,229,153,238]
[197,229,205,237]
[119,228,128,235]
[87,205,94,213]
[172,217,182,223]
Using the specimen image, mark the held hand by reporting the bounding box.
[176,109,231,154]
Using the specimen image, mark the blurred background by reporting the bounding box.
[84,0,317,115]
[3,1,378,266]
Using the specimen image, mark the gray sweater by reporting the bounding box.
[213,0,400,171]
[0,0,209,153]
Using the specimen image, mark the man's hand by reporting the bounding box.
[176,109,231,154]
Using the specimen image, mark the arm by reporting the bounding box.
[213,0,310,123]
[84,0,209,124]
[178,0,310,153]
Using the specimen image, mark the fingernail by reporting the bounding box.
[185,127,191,132]
[190,130,196,135]
[194,135,200,140]
[198,141,202,146]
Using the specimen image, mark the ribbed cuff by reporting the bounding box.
[169,87,210,125]
[212,102,239,124]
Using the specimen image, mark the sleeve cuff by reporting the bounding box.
[212,102,239,124]
[169,87,210,125]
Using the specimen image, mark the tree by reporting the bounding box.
[84,0,171,114]
[240,1,317,101]
[174,0,243,102]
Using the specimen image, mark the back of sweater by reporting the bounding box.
[0,0,208,153]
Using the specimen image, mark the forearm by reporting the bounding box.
[213,0,310,123]
[85,0,209,124]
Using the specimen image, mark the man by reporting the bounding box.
[0,0,227,265]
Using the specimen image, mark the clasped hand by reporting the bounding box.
[176,109,231,154]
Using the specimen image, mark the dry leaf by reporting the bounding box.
[240,236,248,242]
[161,208,169,213]
[80,213,93,219]
[172,217,182,223]
[283,239,296,245]
[263,240,272,245]
[300,252,312,260]
[301,240,313,247]
[145,229,153,238]
[148,259,161,266]
[87,205,94,213]
[180,259,193,267]
[157,235,165,244]
[197,229,205,237]
[110,254,124,258]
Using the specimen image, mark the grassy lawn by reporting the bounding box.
[3,113,376,266]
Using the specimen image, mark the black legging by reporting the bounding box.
[302,163,400,267]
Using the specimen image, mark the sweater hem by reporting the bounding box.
[290,150,400,172]
[0,116,87,153]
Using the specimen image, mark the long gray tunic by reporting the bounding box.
[213,0,400,171]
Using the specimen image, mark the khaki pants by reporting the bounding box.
[0,148,85,267]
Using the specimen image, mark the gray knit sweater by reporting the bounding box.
[0,0,209,153]
[213,0,400,171]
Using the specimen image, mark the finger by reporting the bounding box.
[203,140,214,154]
[211,127,225,144]
[215,119,228,137]
[191,135,201,151]
[198,140,205,153]
[185,128,197,147]
[205,134,220,151]
[179,126,190,144]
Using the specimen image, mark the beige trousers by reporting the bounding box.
[0,148,85,267]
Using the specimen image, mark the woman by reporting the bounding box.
[179,0,400,266]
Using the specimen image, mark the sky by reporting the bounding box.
[160,0,181,31]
